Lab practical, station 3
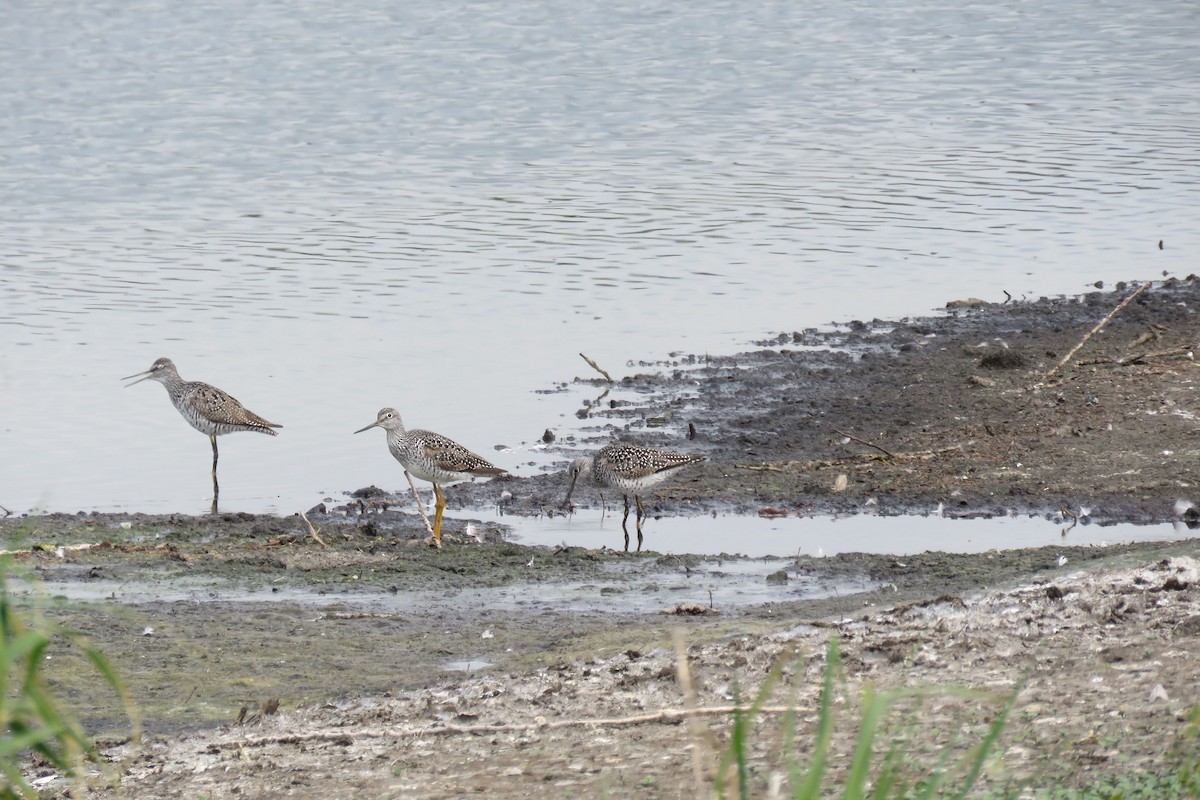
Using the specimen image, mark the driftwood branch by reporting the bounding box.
[1069,345,1193,369]
[299,511,328,548]
[210,704,807,751]
[1119,345,1195,365]
[1040,281,1151,382]
[733,444,965,473]
[833,428,895,459]
[0,542,100,557]
[579,353,615,383]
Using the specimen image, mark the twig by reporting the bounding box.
[1128,331,1156,348]
[1119,345,1194,365]
[832,428,896,459]
[1040,281,1152,382]
[206,704,808,750]
[0,503,10,518]
[733,444,965,474]
[575,388,610,419]
[735,463,789,473]
[579,353,615,383]
[299,511,328,548]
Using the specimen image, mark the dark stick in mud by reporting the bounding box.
[833,428,896,459]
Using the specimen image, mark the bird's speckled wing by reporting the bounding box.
[417,430,504,475]
[597,444,705,480]
[182,382,281,434]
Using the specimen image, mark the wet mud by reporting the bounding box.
[8,277,1200,797]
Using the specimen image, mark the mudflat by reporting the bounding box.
[8,277,1200,797]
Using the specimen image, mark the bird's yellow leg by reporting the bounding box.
[429,484,446,548]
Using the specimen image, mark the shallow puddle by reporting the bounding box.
[15,556,876,615]
[440,660,496,673]
[493,509,1196,558]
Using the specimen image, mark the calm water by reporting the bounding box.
[3,0,1199,542]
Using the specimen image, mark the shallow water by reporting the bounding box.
[18,556,866,613]
[497,509,1196,558]
[2,0,1198,527]
[17,513,1193,619]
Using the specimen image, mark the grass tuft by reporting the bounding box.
[1,556,139,798]
[715,638,1019,800]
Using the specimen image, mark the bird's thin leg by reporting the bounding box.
[403,470,435,535]
[429,484,446,548]
[635,495,646,552]
[210,435,220,510]
[621,495,632,552]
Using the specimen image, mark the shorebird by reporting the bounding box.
[123,357,281,510]
[564,443,706,552]
[354,407,505,547]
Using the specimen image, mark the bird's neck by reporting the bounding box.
[159,373,188,397]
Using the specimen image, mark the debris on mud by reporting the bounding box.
[59,556,1200,799]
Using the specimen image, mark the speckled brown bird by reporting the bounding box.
[355,407,505,547]
[123,357,280,508]
[564,443,706,551]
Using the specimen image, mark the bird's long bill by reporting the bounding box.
[121,369,154,387]
[353,421,379,434]
[563,471,580,507]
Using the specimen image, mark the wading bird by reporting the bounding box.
[123,357,281,512]
[564,443,705,551]
[355,407,505,547]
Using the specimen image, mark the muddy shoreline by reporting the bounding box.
[482,275,1200,528]
[9,277,1200,797]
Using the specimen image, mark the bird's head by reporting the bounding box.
[354,407,405,434]
[562,457,593,507]
[122,357,177,387]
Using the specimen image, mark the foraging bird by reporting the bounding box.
[123,357,281,510]
[564,443,706,552]
[354,407,505,547]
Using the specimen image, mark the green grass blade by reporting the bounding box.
[0,722,63,760]
[952,681,1023,799]
[796,639,839,799]
[716,645,794,798]
[843,683,902,800]
[0,554,139,796]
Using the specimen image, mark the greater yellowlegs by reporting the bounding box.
[123,357,281,509]
[354,407,505,547]
[564,443,706,551]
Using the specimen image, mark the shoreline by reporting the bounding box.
[9,277,1200,796]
